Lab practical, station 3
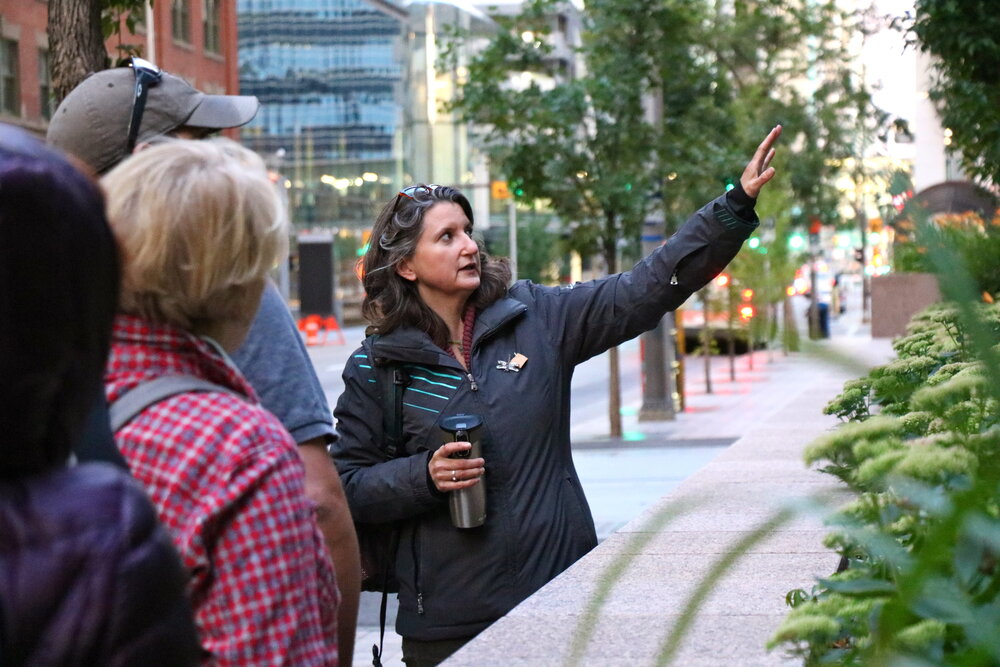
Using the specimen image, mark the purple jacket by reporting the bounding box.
[0,463,199,666]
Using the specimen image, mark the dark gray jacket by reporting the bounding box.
[332,191,758,641]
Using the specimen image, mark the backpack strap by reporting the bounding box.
[361,335,409,667]
[109,375,238,432]
[362,335,410,458]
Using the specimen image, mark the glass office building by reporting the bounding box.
[238,0,405,230]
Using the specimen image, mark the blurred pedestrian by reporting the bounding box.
[333,126,782,666]
[101,138,338,665]
[0,124,199,666]
[47,59,360,660]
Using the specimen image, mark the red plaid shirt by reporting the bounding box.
[106,315,339,666]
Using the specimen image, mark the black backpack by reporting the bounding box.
[356,335,411,667]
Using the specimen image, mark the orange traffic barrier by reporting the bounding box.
[323,316,346,345]
[298,314,346,346]
[298,314,323,346]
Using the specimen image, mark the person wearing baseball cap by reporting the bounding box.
[47,58,259,174]
[48,58,362,664]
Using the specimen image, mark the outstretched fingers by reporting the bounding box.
[742,125,782,198]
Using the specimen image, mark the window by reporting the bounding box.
[0,39,18,116]
[203,0,221,54]
[172,0,191,43]
[38,49,53,119]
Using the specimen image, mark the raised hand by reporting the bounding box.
[740,125,782,199]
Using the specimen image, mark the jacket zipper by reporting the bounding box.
[464,306,523,392]
[413,524,425,614]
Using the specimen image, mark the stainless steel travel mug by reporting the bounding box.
[440,413,486,528]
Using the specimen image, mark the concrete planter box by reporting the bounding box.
[871,272,941,338]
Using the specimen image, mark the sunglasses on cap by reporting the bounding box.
[123,57,163,157]
[391,184,442,214]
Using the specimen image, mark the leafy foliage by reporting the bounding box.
[908,0,1000,185]
[445,0,866,266]
[893,209,1000,295]
[102,0,149,63]
[446,0,868,363]
[771,300,1000,664]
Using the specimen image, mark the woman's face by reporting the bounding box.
[396,201,481,305]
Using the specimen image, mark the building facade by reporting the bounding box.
[0,0,56,134]
[238,0,406,231]
[0,0,239,136]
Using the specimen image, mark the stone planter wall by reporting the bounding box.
[870,272,941,339]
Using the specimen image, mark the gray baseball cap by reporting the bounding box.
[46,65,259,174]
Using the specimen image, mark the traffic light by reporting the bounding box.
[509,178,525,197]
[724,177,735,192]
[739,287,754,321]
[715,273,731,288]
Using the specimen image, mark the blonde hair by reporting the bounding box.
[102,138,288,330]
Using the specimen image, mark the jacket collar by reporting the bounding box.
[107,314,256,401]
[370,295,527,366]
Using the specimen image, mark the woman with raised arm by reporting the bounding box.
[333,126,782,667]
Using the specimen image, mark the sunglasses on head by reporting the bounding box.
[391,184,442,214]
[124,57,163,157]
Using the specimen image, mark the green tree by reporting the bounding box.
[666,0,867,344]
[909,0,1000,185]
[445,0,672,436]
[486,213,562,284]
[49,0,147,103]
[446,0,870,433]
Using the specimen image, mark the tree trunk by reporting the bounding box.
[701,291,712,395]
[782,294,799,354]
[608,345,622,439]
[49,0,107,104]
[603,228,622,439]
[857,202,871,324]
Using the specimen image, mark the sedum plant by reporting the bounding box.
[771,301,1000,665]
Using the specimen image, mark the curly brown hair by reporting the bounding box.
[361,185,511,348]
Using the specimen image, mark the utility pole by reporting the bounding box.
[807,218,821,339]
[507,200,518,281]
[638,70,677,422]
[638,213,674,421]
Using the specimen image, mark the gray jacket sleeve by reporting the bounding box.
[330,347,444,524]
[515,191,757,366]
[231,280,334,444]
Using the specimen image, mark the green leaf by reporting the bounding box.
[818,576,896,596]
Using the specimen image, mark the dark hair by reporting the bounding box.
[0,124,121,478]
[361,185,511,346]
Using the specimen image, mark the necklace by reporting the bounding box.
[448,340,462,346]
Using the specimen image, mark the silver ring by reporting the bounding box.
[451,471,457,482]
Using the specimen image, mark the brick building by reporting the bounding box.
[0,0,239,137]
